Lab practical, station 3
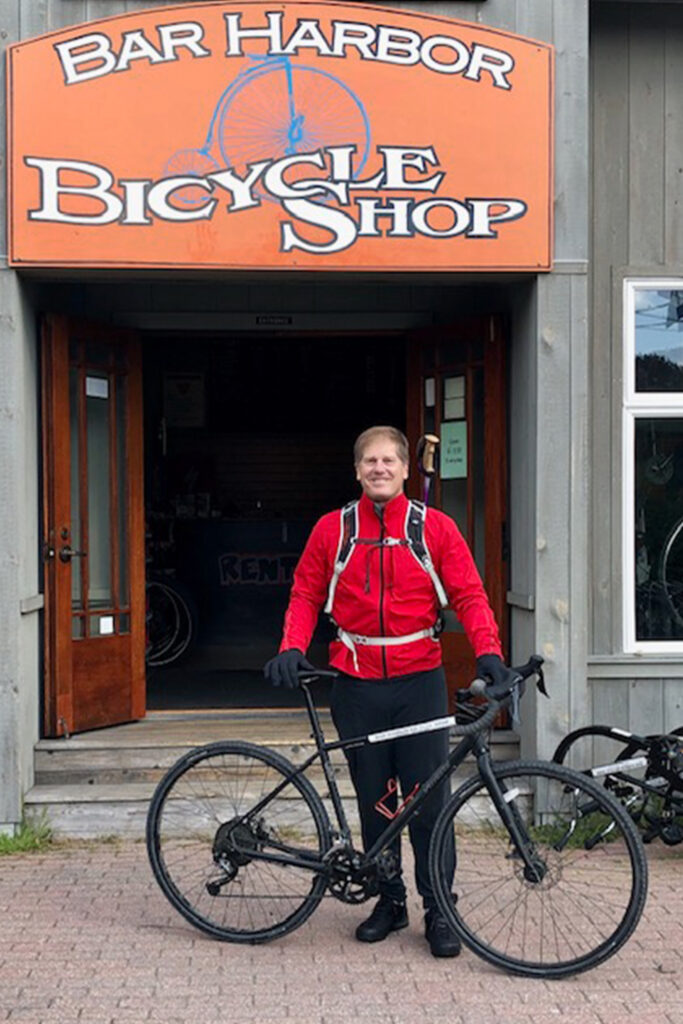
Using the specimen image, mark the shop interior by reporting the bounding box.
[142,331,407,709]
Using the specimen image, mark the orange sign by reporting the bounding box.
[7,2,554,271]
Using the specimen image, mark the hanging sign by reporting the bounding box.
[441,421,468,480]
[7,2,554,271]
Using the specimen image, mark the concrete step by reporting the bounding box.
[28,712,519,838]
[24,782,364,839]
[34,726,520,787]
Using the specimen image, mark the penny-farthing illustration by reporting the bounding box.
[164,56,371,203]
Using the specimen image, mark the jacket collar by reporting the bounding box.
[358,490,409,529]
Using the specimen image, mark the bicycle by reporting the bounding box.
[145,574,198,668]
[146,655,648,979]
[164,54,371,204]
[659,514,683,631]
[553,723,683,845]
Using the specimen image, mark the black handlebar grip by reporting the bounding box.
[469,677,488,697]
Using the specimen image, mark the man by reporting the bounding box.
[265,426,510,957]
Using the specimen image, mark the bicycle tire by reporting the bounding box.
[145,579,181,664]
[554,725,683,842]
[146,578,197,668]
[660,516,683,629]
[428,760,648,978]
[146,740,332,942]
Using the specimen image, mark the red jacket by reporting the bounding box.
[281,491,502,678]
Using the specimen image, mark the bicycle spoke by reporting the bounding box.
[148,742,330,942]
[430,762,646,977]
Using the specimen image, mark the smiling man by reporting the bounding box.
[265,425,511,957]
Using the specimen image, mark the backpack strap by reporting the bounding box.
[324,500,359,617]
[404,499,449,608]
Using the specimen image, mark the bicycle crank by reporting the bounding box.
[325,849,376,904]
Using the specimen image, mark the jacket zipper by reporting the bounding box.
[377,509,388,678]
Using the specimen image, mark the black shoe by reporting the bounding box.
[355,896,408,943]
[425,909,461,958]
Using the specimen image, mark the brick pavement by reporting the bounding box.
[1,840,682,1024]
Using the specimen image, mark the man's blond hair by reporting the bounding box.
[353,426,410,466]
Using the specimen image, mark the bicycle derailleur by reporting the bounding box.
[205,816,263,895]
[324,845,400,904]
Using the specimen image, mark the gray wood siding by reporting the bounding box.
[591,2,683,657]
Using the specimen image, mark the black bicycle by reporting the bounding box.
[145,575,197,668]
[553,723,683,845]
[146,656,648,979]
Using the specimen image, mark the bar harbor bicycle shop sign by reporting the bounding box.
[7,2,554,271]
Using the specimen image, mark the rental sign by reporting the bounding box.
[7,2,554,271]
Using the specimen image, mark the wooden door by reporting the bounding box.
[42,316,145,736]
[406,317,508,711]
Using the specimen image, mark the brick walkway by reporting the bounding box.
[1,840,682,1024]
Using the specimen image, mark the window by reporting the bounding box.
[623,281,683,651]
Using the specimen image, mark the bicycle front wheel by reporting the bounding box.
[147,741,332,943]
[429,760,647,978]
[217,65,370,177]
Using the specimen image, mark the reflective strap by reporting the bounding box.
[337,625,438,671]
[423,556,449,608]
[342,628,436,647]
[324,561,344,616]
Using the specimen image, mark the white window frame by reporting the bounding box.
[623,278,683,653]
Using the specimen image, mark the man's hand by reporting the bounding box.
[475,654,516,694]
[264,649,314,689]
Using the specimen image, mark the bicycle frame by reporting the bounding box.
[232,681,542,882]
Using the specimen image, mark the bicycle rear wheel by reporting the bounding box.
[147,741,332,942]
[146,578,197,668]
[429,760,647,978]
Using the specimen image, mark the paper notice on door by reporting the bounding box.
[86,376,109,399]
[441,421,468,479]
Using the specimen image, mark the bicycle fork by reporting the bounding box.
[474,737,548,883]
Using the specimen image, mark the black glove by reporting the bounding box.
[264,649,314,689]
[476,654,515,693]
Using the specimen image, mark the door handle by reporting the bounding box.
[59,546,87,563]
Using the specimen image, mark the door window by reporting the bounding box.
[69,346,131,638]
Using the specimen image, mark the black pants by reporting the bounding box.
[330,667,456,910]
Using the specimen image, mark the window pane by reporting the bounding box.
[87,374,112,609]
[116,375,129,605]
[69,368,83,610]
[424,377,435,408]
[635,418,683,640]
[635,288,683,391]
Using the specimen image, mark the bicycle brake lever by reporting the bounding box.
[511,686,521,727]
[536,667,549,698]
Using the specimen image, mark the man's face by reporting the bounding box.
[355,438,409,503]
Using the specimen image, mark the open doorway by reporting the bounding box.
[142,332,407,709]
[40,312,507,734]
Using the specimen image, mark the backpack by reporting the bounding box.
[323,498,448,624]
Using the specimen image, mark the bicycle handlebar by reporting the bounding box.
[452,655,547,735]
[296,655,545,737]
[297,669,340,685]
